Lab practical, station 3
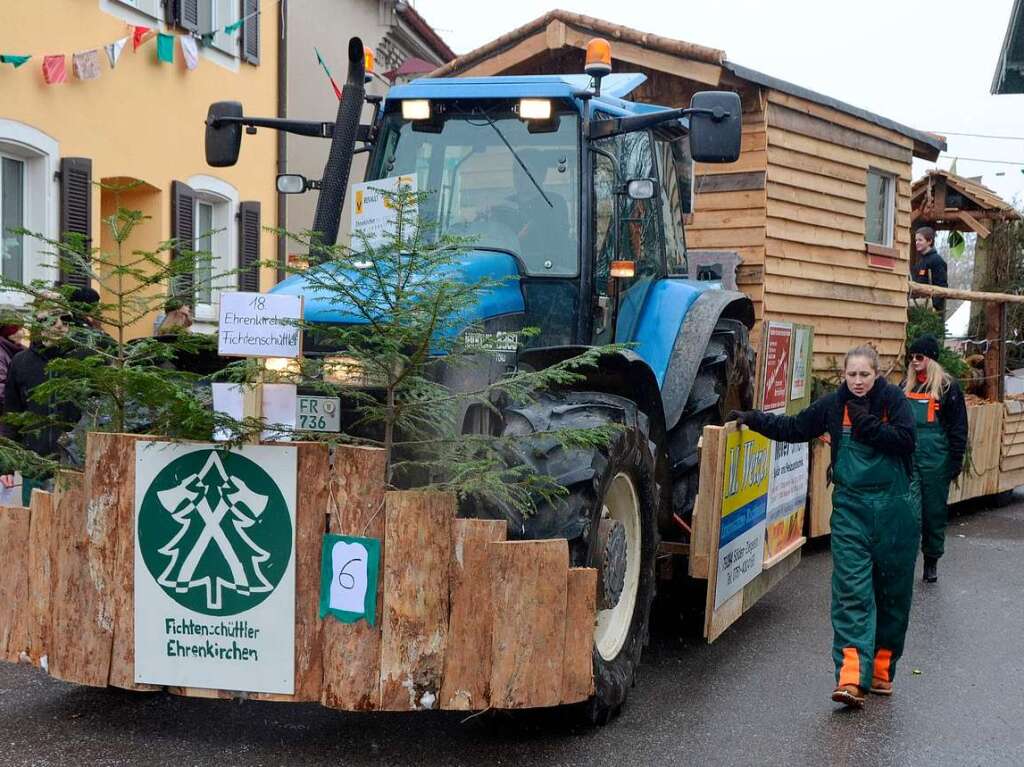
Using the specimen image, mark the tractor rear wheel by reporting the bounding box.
[493,391,660,723]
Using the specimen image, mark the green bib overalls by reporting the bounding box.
[908,391,952,559]
[831,407,919,690]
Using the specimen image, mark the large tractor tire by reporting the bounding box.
[491,391,660,723]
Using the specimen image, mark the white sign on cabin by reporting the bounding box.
[217,292,303,359]
[350,174,418,249]
[134,441,297,694]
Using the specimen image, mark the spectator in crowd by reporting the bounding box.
[156,297,193,334]
[903,335,969,583]
[2,309,82,505]
[911,227,948,314]
[730,346,917,709]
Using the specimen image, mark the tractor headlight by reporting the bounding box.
[401,99,431,120]
[519,98,552,120]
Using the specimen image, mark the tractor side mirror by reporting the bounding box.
[205,101,244,167]
[626,178,657,200]
[689,91,742,164]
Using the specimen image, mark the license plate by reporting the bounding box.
[296,395,341,432]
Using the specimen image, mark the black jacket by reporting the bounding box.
[2,343,82,460]
[908,376,969,477]
[743,378,916,480]
[912,248,948,311]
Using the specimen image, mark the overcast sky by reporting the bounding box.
[415,0,1024,205]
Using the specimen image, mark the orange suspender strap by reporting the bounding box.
[907,391,938,423]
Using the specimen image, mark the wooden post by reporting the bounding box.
[378,490,454,711]
[242,382,264,444]
[440,518,507,711]
[489,539,569,709]
[251,442,329,702]
[561,567,597,704]
[26,490,53,667]
[984,301,1007,402]
[48,471,115,687]
[320,445,387,711]
[103,434,161,691]
[0,504,31,662]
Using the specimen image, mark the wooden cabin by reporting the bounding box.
[431,11,947,376]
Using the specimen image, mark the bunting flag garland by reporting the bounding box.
[73,49,101,81]
[224,19,244,35]
[105,37,127,68]
[0,54,31,69]
[315,48,343,100]
[132,26,152,52]
[180,36,199,71]
[156,33,174,64]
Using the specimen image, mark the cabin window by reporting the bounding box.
[865,169,895,247]
[654,134,691,274]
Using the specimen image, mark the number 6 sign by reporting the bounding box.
[318,534,381,625]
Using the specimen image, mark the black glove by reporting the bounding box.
[948,462,964,484]
[846,396,871,428]
[728,410,754,427]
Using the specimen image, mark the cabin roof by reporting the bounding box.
[992,0,1024,94]
[432,9,946,159]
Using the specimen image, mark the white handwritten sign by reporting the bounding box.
[319,534,380,626]
[218,292,303,359]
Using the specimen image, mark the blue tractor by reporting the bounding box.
[206,37,754,720]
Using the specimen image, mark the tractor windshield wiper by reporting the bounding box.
[474,108,553,208]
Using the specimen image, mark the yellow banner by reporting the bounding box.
[721,427,771,518]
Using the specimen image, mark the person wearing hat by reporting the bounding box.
[731,345,917,708]
[903,335,968,583]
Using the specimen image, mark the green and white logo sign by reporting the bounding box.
[134,442,297,694]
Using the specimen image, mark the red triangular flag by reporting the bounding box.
[132,26,152,51]
[42,54,67,85]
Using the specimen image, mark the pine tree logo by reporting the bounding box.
[138,449,292,617]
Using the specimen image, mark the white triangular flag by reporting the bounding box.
[180,35,199,71]
[105,36,128,68]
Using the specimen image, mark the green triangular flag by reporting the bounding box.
[0,54,31,68]
[156,33,174,63]
[224,19,244,34]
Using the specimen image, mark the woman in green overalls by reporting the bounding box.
[731,346,917,708]
[903,335,968,583]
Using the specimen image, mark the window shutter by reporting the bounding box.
[171,180,196,304]
[58,157,92,287]
[237,201,261,291]
[172,0,201,33]
[241,0,260,64]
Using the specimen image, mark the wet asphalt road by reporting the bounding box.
[2,494,1023,767]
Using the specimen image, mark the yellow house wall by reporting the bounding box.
[0,0,278,338]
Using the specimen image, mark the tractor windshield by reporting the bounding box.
[369,102,580,276]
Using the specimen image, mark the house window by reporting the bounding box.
[186,175,238,326]
[103,0,164,24]
[1,156,25,284]
[865,169,895,247]
[0,120,59,301]
[200,0,240,57]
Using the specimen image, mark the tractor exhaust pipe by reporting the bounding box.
[309,37,366,259]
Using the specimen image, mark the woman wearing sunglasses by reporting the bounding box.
[903,335,968,583]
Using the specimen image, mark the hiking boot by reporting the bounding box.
[869,678,893,696]
[831,684,866,708]
[923,556,938,583]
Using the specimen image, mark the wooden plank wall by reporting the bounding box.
[763,90,914,375]
[999,400,1024,493]
[690,89,768,348]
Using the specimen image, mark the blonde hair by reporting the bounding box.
[844,345,880,373]
[904,356,951,400]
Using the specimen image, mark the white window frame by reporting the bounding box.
[201,0,241,58]
[186,175,238,330]
[865,168,896,248]
[0,120,60,309]
[100,0,164,26]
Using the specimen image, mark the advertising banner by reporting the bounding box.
[715,427,770,608]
